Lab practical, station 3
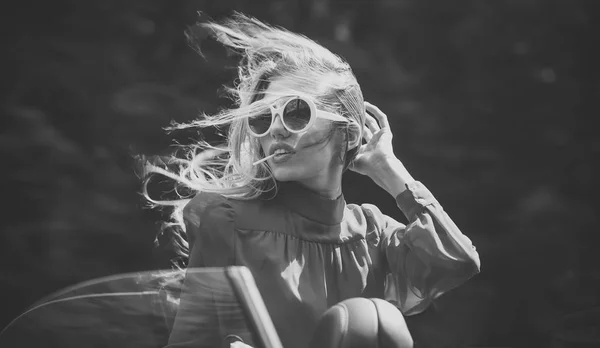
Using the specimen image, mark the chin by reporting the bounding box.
[271,167,306,182]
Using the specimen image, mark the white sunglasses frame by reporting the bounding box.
[246,96,350,137]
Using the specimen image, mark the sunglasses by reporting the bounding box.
[246,96,350,137]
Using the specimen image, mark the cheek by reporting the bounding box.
[296,134,340,170]
[298,123,334,149]
[258,138,268,153]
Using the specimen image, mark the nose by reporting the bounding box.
[269,112,290,139]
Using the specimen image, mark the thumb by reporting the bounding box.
[347,156,365,174]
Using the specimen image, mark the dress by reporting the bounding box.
[168,181,480,348]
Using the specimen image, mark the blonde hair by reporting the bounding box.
[142,12,365,266]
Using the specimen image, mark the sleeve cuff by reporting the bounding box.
[395,181,439,219]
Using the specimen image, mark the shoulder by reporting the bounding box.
[183,191,281,231]
[183,191,232,229]
[345,202,403,240]
[346,202,387,226]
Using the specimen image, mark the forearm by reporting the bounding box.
[373,158,416,198]
[384,182,480,314]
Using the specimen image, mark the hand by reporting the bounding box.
[348,102,414,196]
[349,102,399,176]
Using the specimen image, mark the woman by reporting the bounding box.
[145,13,480,348]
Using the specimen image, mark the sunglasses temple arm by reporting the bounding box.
[317,111,350,123]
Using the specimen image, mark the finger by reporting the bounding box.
[347,147,365,172]
[364,101,390,129]
[362,126,373,143]
[364,113,381,133]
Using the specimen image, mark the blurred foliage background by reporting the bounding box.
[1,0,599,347]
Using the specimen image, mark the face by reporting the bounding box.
[254,78,345,192]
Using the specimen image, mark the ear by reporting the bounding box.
[346,124,362,150]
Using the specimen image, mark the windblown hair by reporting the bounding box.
[142,12,365,268]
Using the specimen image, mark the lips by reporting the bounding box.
[269,143,296,156]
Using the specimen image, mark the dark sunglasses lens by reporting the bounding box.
[283,99,311,131]
[248,112,272,135]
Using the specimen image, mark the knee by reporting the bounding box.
[310,297,413,348]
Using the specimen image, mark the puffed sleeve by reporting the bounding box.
[166,192,239,347]
[378,181,480,315]
[183,192,237,268]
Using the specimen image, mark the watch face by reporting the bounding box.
[0,267,282,348]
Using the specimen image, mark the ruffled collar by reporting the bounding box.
[275,181,345,225]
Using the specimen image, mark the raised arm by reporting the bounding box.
[350,102,480,314]
[379,181,480,315]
